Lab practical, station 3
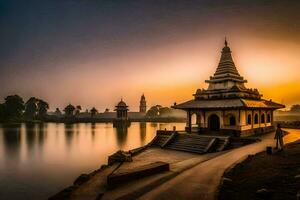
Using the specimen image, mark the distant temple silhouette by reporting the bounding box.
[173,39,285,136]
[115,99,129,120]
[96,94,148,120]
[113,98,130,127]
[139,94,147,113]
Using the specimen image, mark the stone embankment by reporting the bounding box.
[49,131,257,200]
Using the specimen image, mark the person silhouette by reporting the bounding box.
[274,123,284,151]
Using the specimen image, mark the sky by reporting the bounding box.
[1,0,300,111]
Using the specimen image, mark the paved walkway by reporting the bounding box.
[139,129,300,200]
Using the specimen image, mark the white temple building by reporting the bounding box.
[173,39,284,136]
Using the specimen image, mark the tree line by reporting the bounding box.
[0,94,183,122]
[0,94,101,122]
[62,104,98,117]
[0,95,49,122]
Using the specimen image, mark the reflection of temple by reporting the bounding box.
[139,122,146,143]
[173,39,285,136]
[115,125,128,148]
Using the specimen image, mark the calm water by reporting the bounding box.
[0,122,185,200]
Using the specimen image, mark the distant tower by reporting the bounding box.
[139,94,147,113]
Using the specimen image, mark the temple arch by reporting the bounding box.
[267,113,271,123]
[191,113,197,125]
[261,113,265,123]
[254,114,259,124]
[247,114,252,125]
[229,116,236,126]
[208,114,220,131]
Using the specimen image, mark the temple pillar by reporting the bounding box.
[259,110,261,127]
[222,110,225,129]
[188,110,192,133]
[251,110,254,129]
[271,110,274,126]
[203,110,206,128]
[238,109,241,125]
[186,110,192,133]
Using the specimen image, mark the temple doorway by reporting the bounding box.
[208,114,220,131]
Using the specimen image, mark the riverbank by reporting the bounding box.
[49,146,225,200]
[218,140,300,200]
[0,117,186,124]
[49,129,300,200]
[49,131,258,200]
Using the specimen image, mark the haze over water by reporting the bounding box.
[0,122,185,200]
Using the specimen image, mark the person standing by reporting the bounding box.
[275,123,284,151]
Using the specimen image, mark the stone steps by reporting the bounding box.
[166,134,217,154]
[150,131,231,154]
[150,135,171,147]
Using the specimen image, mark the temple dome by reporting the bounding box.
[117,99,127,107]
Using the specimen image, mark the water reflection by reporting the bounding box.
[25,123,36,149]
[91,123,96,139]
[38,123,47,147]
[64,123,75,147]
[2,124,21,159]
[115,125,129,148]
[0,122,185,200]
[140,122,146,143]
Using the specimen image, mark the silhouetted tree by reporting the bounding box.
[146,105,174,118]
[0,103,5,121]
[146,105,162,118]
[64,104,75,116]
[90,107,98,117]
[24,97,38,120]
[291,104,300,112]
[37,99,49,119]
[75,105,82,115]
[4,95,24,120]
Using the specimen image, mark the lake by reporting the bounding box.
[0,122,185,200]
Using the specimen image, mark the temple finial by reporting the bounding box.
[225,37,228,47]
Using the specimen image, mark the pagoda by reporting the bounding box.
[113,99,130,128]
[173,39,284,136]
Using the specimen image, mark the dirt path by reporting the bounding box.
[139,129,300,200]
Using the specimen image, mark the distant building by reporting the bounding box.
[173,39,285,136]
[95,96,147,120]
[139,94,147,113]
[113,99,130,127]
[114,99,129,119]
[54,108,62,115]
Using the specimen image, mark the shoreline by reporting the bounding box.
[48,131,260,200]
[0,118,186,124]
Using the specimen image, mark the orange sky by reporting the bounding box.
[42,35,300,111]
[1,1,300,111]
